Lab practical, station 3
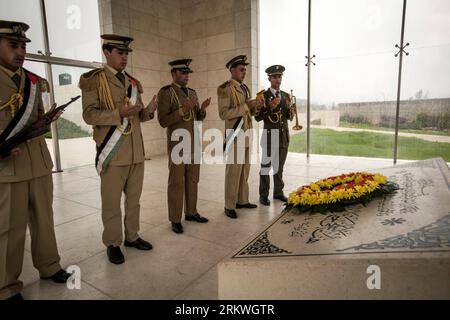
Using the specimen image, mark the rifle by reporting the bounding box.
[0,95,81,159]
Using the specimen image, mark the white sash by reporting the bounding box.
[6,78,38,140]
[96,83,137,175]
[224,118,244,155]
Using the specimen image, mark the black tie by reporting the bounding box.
[116,72,125,86]
[11,74,21,89]
[181,87,189,96]
[240,84,249,99]
[276,91,280,98]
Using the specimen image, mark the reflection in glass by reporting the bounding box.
[51,65,96,168]
[398,0,450,161]
[44,0,102,62]
[0,0,45,54]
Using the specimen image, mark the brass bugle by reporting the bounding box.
[290,89,302,131]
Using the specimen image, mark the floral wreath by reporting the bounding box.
[286,172,399,214]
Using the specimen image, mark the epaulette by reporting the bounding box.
[125,71,143,93]
[78,68,103,91]
[256,89,266,100]
[256,89,265,95]
[219,81,230,89]
[188,87,196,93]
[39,78,50,93]
[161,84,172,90]
[23,69,50,92]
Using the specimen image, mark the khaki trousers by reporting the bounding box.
[167,159,200,223]
[100,162,144,247]
[259,147,288,198]
[225,146,250,209]
[0,175,61,300]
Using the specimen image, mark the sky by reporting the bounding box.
[259,0,450,106]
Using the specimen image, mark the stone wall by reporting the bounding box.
[180,0,260,138]
[98,0,259,157]
[338,98,450,125]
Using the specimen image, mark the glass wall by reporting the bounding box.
[309,0,400,160]
[51,65,95,168]
[259,0,450,163]
[398,0,450,161]
[258,0,309,152]
[0,0,101,169]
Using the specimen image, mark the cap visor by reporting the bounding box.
[0,35,31,43]
[111,45,132,52]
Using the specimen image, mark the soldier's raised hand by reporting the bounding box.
[246,99,264,111]
[119,102,141,118]
[147,95,158,113]
[51,110,64,121]
[181,97,195,114]
[201,97,211,110]
[268,96,281,109]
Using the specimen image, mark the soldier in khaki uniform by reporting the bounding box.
[217,55,264,219]
[0,21,70,301]
[157,59,211,234]
[79,34,157,264]
[256,65,295,206]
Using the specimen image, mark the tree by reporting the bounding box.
[415,89,423,100]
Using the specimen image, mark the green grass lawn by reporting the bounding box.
[339,121,450,136]
[44,117,91,140]
[289,128,450,161]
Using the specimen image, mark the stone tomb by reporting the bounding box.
[218,158,450,299]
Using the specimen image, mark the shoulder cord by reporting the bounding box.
[0,93,22,117]
[170,86,192,122]
[98,71,132,136]
[230,85,250,130]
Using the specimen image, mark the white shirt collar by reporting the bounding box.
[270,87,280,96]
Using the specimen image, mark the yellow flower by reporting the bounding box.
[288,172,388,207]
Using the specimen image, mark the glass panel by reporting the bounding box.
[44,0,102,62]
[51,64,95,169]
[0,0,45,54]
[399,0,450,162]
[259,0,308,155]
[307,0,402,160]
[23,60,46,79]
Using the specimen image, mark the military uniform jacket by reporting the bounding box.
[0,67,53,183]
[79,66,153,166]
[255,89,293,148]
[217,79,256,149]
[157,83,206,155]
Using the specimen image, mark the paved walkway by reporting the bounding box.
[312,125,450,143]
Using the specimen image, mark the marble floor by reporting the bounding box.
[21,153,412,300]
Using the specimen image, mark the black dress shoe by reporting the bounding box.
[185,213,209,223]
[236,203,258,209]
[7,293,24,301]
[107,246,125,264]
[224,208,238,219]
[124,238,153,251]
[260,197,270,206]
[41,269,72,283]
[274,194,288,202]
[171,222,184,234]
